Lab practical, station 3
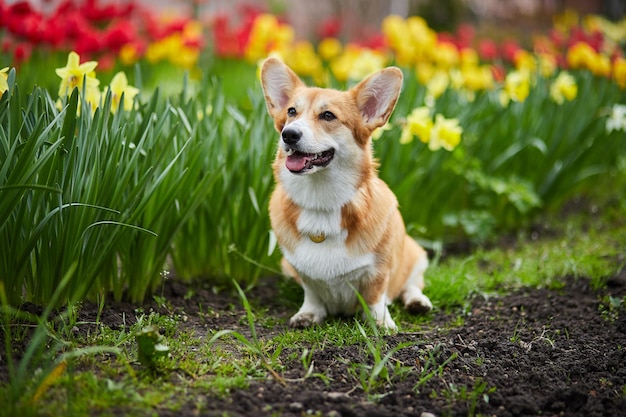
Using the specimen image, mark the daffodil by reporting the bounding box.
[55,52,100,98]
[550,71,577,104]
[499,70,531,106]
[102,71,139,114]
[430,114,462,151]
[0,67,9,96]
[372,122,392,140]
[401,106,432,145]
[538,53,557,78]
[426,71,449,100]
[606,104,626,133]
[432,42,459,70]
[460,65,494,92]
[347,49,387,81]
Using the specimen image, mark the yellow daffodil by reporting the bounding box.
[103,72,139,114]
[0,67,9,96]
[538,53,558,77]
[401,106,432,145]
[514,50,536,73]
[416,62,436,85]
[382,15,436,66]
[430,114,462,151]
[433,42,459,70]
[372,122,392,140]
[426,71,449,100]
[460,65,494,92]
[347,49,387,82]
[55,52,100,98]
[499,70,531,106]
[550,72,578,104]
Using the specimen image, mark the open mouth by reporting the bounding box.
[284,148,335,173]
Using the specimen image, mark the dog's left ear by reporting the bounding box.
[353,67,403,131]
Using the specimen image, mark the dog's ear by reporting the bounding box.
[352,67,403,131]
[260,58,304,119]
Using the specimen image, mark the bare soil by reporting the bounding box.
[3,250,626,416]
[78,267,626,417]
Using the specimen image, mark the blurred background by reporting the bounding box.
[11,0,626,38]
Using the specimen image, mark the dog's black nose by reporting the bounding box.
[282,127,302,146]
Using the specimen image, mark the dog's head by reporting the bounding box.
[260,57,403,176]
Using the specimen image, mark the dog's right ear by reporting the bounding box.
[260,58,304,119]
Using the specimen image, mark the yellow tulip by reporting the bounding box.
[318,38,343,62]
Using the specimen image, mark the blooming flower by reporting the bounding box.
[102,72,139,114]
[499,70,531,106]
[550,72,577,104]
[347,49,387,81]
[55,51,100,98]
[606,104,626,133]
[401,106,432,145]
[426,71,449,100]
[0,67,9,96]
[567,42,596,70]
[429,114,463,151]
[318,38,342,62]
[372,122,391,140]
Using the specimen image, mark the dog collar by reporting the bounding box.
[308,232,326,243]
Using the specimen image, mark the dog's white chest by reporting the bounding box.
[283,208,376,282]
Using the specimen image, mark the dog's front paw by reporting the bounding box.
[376,316,398,333]
[404,293,433,315]
[289,312,324,328]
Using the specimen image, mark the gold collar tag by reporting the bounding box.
[308,233,326,243]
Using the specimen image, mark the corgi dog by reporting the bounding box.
[260,57,432,330]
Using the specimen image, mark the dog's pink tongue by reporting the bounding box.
[286,153,310,172]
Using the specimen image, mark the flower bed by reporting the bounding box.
[1,1,625,305]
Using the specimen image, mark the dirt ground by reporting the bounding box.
[69,264,626,417]
[2,248,626,416]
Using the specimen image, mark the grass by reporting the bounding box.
[1,196,623,416]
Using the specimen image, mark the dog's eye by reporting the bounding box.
[320,111,336,121]
[287,107,297,117]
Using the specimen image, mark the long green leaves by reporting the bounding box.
[0,80,213,305]
[1,61,625,306]
[377,69,626,242]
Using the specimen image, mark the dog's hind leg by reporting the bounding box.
[401,243,433,314]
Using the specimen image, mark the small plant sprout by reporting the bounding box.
[136,325,170,368]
